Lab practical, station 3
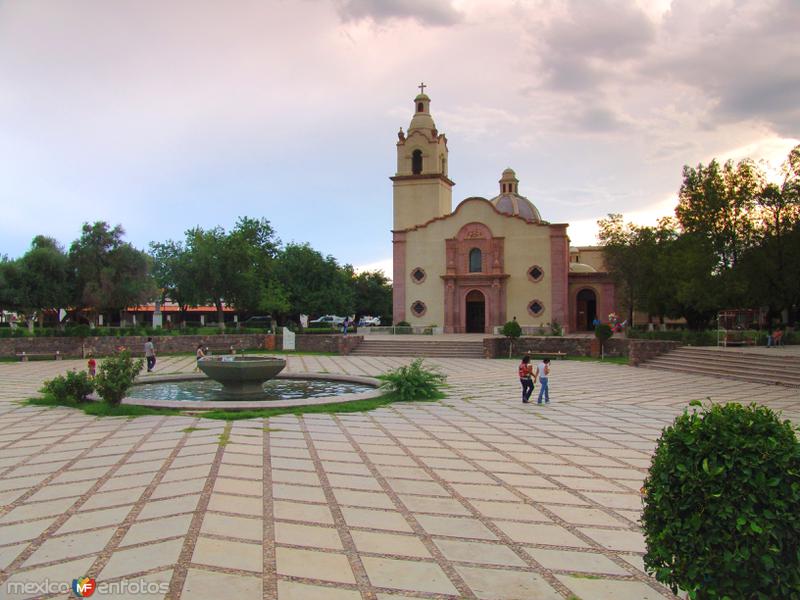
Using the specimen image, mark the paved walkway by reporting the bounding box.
[0,355,797,599]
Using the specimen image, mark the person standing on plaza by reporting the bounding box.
[518,354,534,403]
[144,337,156,372]
[536,358,551,404]
[87,354,97,378]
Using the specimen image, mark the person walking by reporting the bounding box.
[536,358,551,404]
[518,355,534,403]
[144,337,156,372]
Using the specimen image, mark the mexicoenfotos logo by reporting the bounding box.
[72,577,96,597]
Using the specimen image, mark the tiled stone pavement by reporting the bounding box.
[0,354,797,599]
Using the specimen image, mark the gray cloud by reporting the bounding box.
[575,106,630,133]
[644,0,800,133]
[333,0,462,25]
[536,0,655,92]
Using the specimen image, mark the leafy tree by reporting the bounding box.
[68,222,156,324]
[185,217,280,328]
[598,214,662,326]
[745,145,800,319]
[149,240,202,324]
[258,279,291,323]
[273,243,354,318]
[676,158,762,271]
[0,237,71,330]
[352,270,392,320]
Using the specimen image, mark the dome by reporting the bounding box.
[490,168,542,222]
[569,262,597,273]
[491,193,542,222]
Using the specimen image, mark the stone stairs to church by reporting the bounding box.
[641,347,800,388]
[350,338,486,359]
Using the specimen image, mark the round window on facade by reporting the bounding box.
[411,267,426,283]
[527,300,544,317]
[411,301,427,317]
[527,265,544,282]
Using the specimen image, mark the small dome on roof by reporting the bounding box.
[415,93,430,101]
[569,262,597,273]
[489,168,542,223]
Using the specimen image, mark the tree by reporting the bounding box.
[16,236,70,328]
[273,243,354,318]
[184,217,280,328]
[352,270,392,320]
[676,158,762,272]
[745,145,800,319]
[68,222,156,324]
[149,240,202,324]
[597,214,662,326]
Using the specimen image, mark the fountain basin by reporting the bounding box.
[198,355,286,397]
[122,372,382,411]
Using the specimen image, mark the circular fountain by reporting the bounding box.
[197,355,287,397]
[121,354,382,410]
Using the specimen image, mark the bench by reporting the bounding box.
[203,345,239,356]
[16,351,63,362]
[526,351,566,360]
[722,335,756,347]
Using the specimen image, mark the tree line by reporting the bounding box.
[0,217,392,329]
[600,145,800,329]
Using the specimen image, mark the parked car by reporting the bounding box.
[358,316,381,327]
[242,315,272,328]
[308,315,345,327]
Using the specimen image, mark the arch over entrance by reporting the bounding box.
[465,289,486,333]
[576,288,598,331]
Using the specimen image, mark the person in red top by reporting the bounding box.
[87,355,97,378]
[518,354,534,403]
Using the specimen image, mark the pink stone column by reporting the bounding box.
[392,232,407,324]
[549,226,569,328]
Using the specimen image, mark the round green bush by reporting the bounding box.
[642,402,800,599]
[94,351,144,406]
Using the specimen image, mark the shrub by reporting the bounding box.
[642,401,800,599]
[549,320,563,336]
[94,351,144,406]
[501,320,522,357]
[396,321,410,327]
[377,358,447,402]
[40,370,95,402]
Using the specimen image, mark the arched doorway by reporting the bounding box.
[465,290,486,333]
[576,289,597,331]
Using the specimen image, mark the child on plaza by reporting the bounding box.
[518,354,534,403]
[195,344,206,371]
[87,355,97,378]
[536,358,551,404]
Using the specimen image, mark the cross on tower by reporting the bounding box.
[418,82,426,94]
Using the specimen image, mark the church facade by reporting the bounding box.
[391,89,616,334]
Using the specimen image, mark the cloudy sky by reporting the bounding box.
[1,0,797,276]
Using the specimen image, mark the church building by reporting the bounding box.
[391,87,616,334]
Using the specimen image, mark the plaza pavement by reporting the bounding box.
[0,354,798,599]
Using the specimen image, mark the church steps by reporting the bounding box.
[350,339,485,358]
[641,347,800,387]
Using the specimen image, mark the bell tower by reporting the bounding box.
[391,83,454,231]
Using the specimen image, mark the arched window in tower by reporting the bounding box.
[417,102,424,112]
[469,248,482,273]
[412,150,423,175]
